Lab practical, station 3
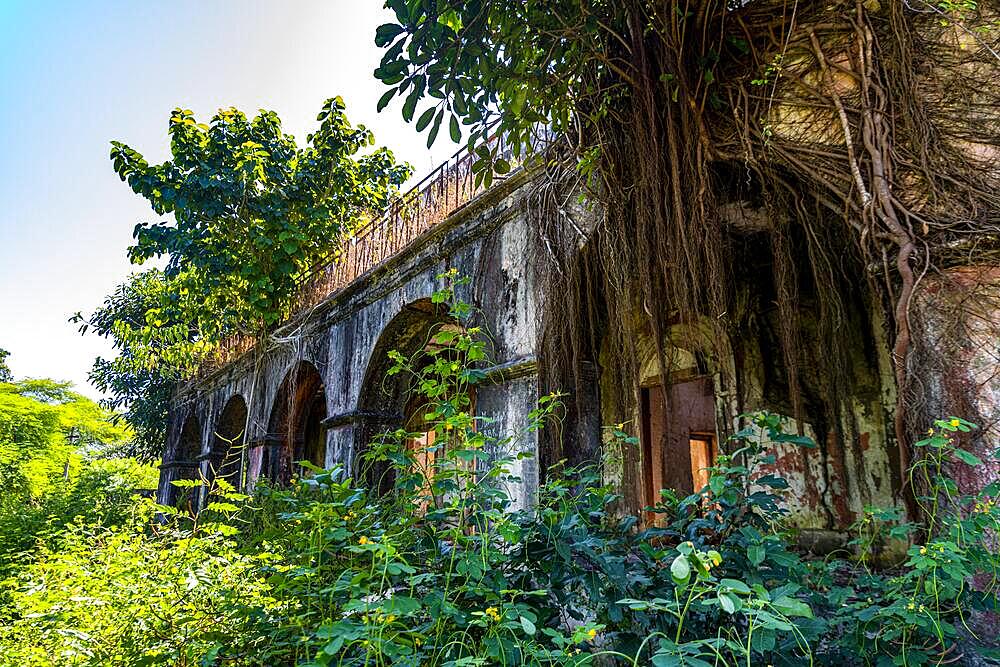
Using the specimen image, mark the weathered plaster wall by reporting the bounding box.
[159,173,545,509]
[159,165,996,533]
[913,266,1000,496]
[594,276,901,534]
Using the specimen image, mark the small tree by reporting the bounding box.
[72,270,176,459]
[77,98,411,457]
[115,97,411,335]
[0,349,11,383]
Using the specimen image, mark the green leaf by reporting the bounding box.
[771,596,813,618]
[387,595,421,614]
[437,9,462,32]
[952,449,982,466]
[374,23,405,47]
[750,610,794,631]
[377,88,397,112]
[402,91,418,122]
[427,109,443,148]
[204,502,238,513]
[709,475,725,495]
[670,554,691,584]
[774,433,816,448]
[720,578,752,594]
[519,615,536,635]
[718,591,737,614]
[748,545,765,566]
[416,106,436,132]
[449,114,461,143]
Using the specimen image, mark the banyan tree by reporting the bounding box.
[375,0,1000,519]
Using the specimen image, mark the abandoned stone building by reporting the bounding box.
[156,123,999,544]
[158,6,1000,538]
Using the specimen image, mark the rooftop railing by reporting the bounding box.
[293,132,515,313]
[205,132,518,372]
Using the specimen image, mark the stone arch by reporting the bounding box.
[263,360,328,484]
[176,413,203,478]
[355,298,460,492]
[587,309,734,514]
[209,394,247,486]
[170,412,203,508]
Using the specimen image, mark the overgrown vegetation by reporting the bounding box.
[10,3,997,664]
[72,99,411,459]
[0,353,156,583]
[3,288,997,665]
[372,0,1000,510]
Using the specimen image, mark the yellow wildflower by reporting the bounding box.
[484,606,501,622]
[358,536,371,545]
[920,547,927,555]
[950,418,960,427]
[587,628,597,639]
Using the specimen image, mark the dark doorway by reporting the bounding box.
[173,414,202,508]
[210,395,247,487]
[640,377,717,508]
[265,361,328,484]
[356,300,475,495]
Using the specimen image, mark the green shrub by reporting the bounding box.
[2,276,998,666]
[815,418,1000,665]
[1,500,285,667]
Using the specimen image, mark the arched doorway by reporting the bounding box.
[356,299,471,494]
[264,361,328,485]
[174,414,202,508]
[210,395,247,487]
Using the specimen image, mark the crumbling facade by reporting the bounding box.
[159,141,999,543]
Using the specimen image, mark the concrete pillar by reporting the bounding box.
[476,357,541,511]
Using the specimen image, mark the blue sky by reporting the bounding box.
[0,1,455,397]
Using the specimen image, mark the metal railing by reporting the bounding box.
[294,132,514,312]
[205,132,517,372]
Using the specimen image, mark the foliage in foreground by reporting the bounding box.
[3,283,999,666]
[0,360,156,598]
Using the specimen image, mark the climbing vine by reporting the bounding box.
[374,0,1000,512]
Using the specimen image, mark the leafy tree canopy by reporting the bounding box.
[0,368,132,499]
[0,357,153,578]
[76,98,411,458]
[72,270,176,459]
[114,98,411,334]
[373,0,999,496]
[374,0,602,172]
[0,349,11,383]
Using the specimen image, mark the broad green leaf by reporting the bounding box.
[671,554,691,584]
[771,596,813,618]
[952,449,982,466]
